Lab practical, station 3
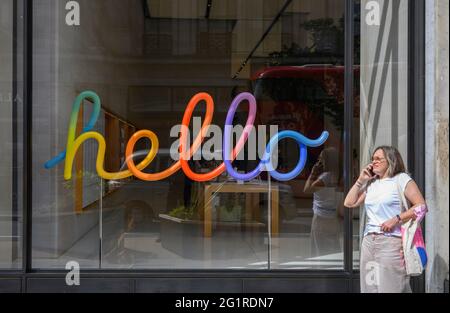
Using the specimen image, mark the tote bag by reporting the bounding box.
[396,177,428,276]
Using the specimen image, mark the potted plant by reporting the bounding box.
[159,179,204,259]
[218,194,242,223]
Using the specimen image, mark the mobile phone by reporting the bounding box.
[370,167,378,178]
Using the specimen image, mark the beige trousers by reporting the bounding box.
[360,234,412,293]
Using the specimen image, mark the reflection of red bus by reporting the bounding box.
[251,65,359,194]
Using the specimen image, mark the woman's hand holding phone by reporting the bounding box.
[311,160,324,177]
[357,164,377,186]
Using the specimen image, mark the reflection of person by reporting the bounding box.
[344,146,427,293]
[304,147,343,258]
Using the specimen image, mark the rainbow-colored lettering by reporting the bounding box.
[45,91,328,181]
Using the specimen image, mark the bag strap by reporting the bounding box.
[395,175,409,213]
[396,175,418,241]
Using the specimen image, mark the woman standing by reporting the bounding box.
[344,146,427,293]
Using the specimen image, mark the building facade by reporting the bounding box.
[0,0,448,293]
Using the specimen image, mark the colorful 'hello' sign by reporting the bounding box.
[45,91,328,182]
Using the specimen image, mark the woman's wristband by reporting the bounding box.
[355,180,363,188]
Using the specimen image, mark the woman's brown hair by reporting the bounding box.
[372,145,407,177]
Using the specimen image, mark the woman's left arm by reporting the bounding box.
[380,180,427,232]
[399,180,428,222]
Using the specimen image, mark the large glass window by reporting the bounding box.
[0,0,22,269]
[32,0,348,270]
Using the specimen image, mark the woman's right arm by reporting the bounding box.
[344,163,376,208]
[344,181,366,208]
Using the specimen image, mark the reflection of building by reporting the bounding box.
[0,0,448,293]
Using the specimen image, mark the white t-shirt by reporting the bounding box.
[363,172,412,237]
[313,172,341,218]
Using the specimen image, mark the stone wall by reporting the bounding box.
[425,0,449,293]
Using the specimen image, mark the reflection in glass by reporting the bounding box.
[0,0,22,269]
[32,0,348,270]
[304,147,343,258]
